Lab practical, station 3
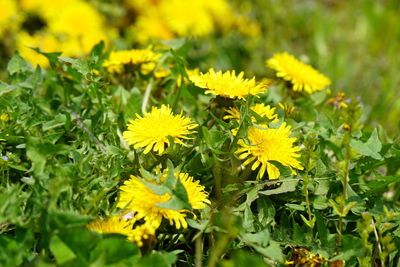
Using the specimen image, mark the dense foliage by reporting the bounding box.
[1,1,400,267]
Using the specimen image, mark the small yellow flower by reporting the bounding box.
[266,52,331,94]
[103,47,161,73]
[127,221,157,247]
[0,113,9,122]
[327,92,348,109]
[123,105,197,155]
[117,171,210,229]
[87,216,133,236]
[224,103,279,123]
[236,123,303,180]
[190,68,267,99]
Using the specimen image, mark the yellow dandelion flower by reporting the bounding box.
[224,103,279,123]
[103,47,161,73]
[87,216,133,236]
[123,105,197,155]
[117,171,210,229]
[159,0,214,37]
[190,68,267,99]
[266,52,331,94]
[126,220,157,247]
[236,123,303,180]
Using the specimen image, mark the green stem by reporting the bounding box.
[338,131,351,246]
[195,233,203,267]
[141,79,154,114]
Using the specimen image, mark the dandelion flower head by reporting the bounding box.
[236,123,303,180]
[117,171,210,229]
[103,47,161,73]
[190,68,267,99]
[127,221,157,247]
[266,52,331,94]
[123,105,197,155]
[87,216,133,236]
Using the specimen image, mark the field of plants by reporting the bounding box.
[0,0,400,266]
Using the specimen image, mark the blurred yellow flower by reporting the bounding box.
[0,0,19,38]
[117,171,210,229]
[123,105,197,155]
[159,0,214,37]
[17,32,61,68]
[0,113,9,122]
[190,68,267,99]
[224,103,279,123]
[236,123,303,180]
[103,48,161,73]
[87,216,133,236]
[17,0,113,67]
[266,52,331,94]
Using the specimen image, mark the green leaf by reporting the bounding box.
[7,52,31,75]
[42,114,67,131]
[350,129,382,160]
[90,238,139,265]
[49,236,76,265]
[0,82,18,97]
[220,250,268,267]
[239,229,270,247]
[58,57,91,77]
[259,179,298,196]
[155,178,191,210]
[137,252,177,267]
[363,175,400,197]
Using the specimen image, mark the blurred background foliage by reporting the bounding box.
[1,0,399,133]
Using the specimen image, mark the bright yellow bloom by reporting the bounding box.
[236,123,303,180]
[0,0,19,38]
[118,171,210,229]
[224,104,279,123]
[127,221,156,247]
[123,105,197,155]
[103,48,161,73]
[87,216,133,236]
[266,52,331,94]
[190,68,267,99]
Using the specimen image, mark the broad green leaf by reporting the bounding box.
[0,82,18,97]
[137,252,177,267]
[350,129,382,160]
[90,238,139,265]
[7,52,31,74]
[49,236,76,265]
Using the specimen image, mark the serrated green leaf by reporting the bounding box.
[350,129,382,160]
[7,52,31,75]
